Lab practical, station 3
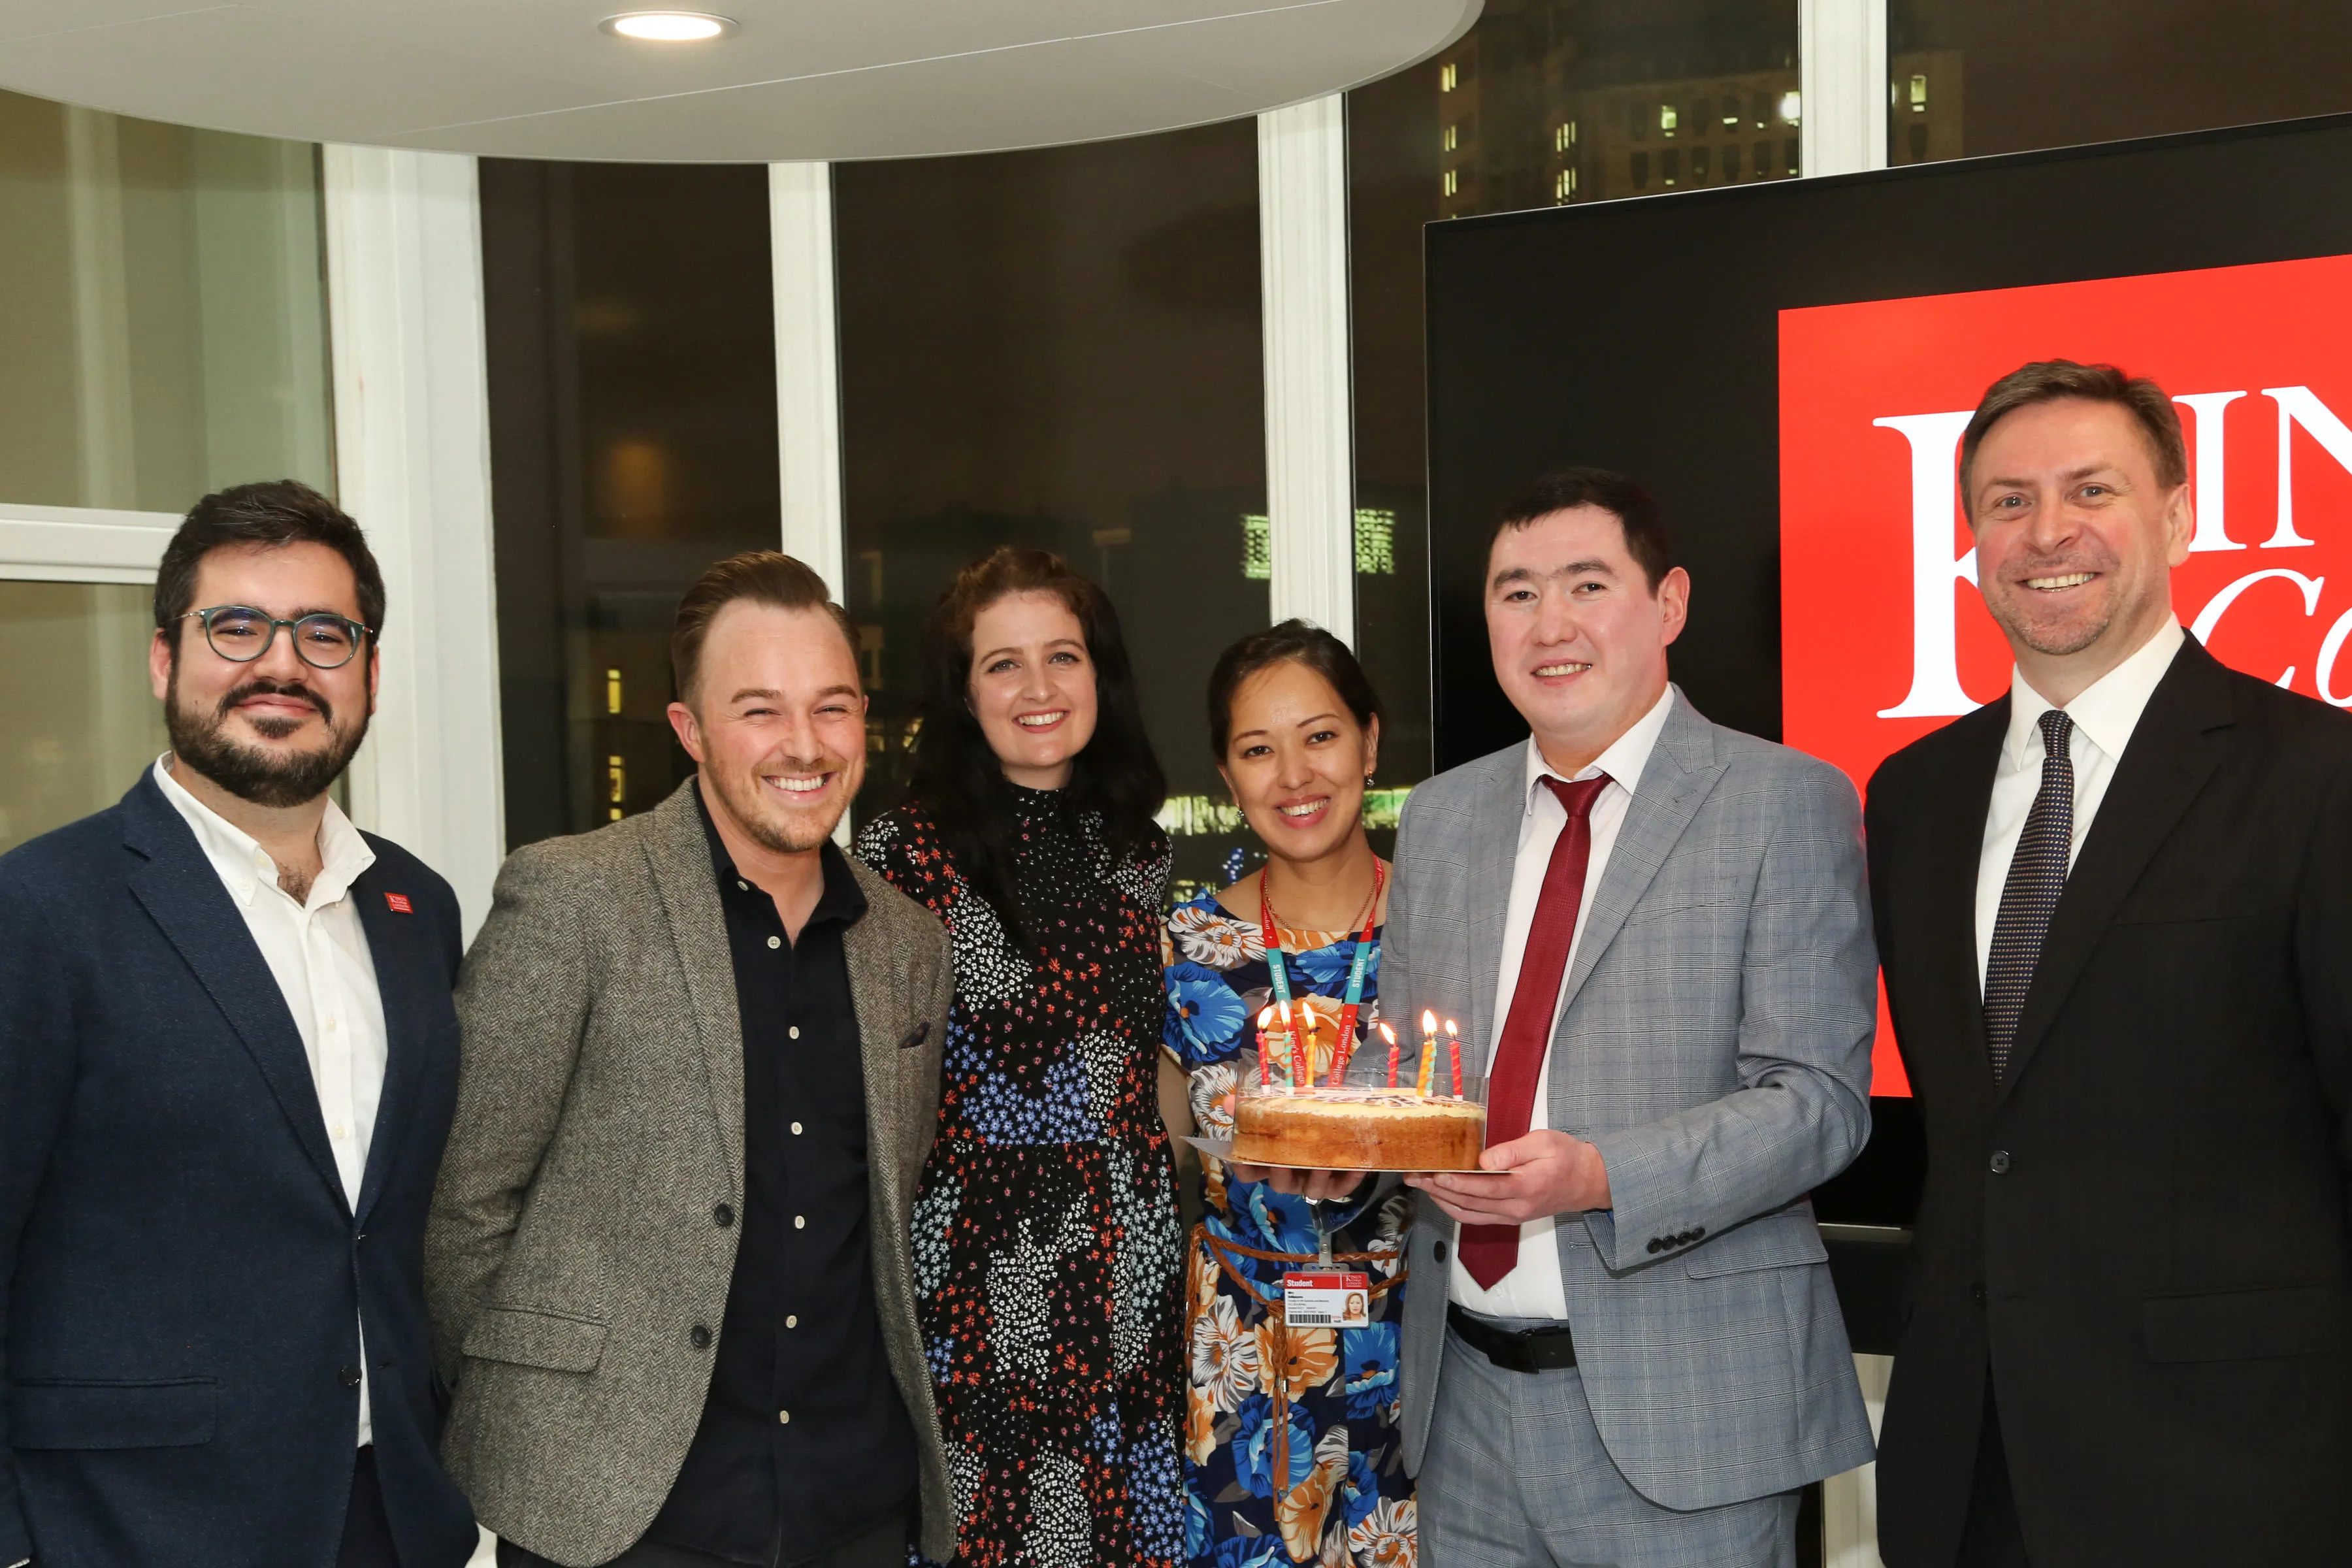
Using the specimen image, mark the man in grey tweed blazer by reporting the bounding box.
[1375,470,1876,1565]
[425,554,955,1568]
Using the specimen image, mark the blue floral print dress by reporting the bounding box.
[1162,889,1417,1568]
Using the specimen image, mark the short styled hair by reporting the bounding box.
[1959,359,2187,503]
[155,480,385,645]
[1205,619,1384,759]
[1489,466,1675,591]
[670,550,857,704]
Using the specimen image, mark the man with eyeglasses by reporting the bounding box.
[0,481,478,1568]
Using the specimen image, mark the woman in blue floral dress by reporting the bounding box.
[1162,623,1416,1568]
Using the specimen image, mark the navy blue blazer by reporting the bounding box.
[0,772,477,1568]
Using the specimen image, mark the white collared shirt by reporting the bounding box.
[1450,684,1676,1318]
[1974,619,2185,996]
[154,755,386,1446]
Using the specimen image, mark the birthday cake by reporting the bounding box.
[1231,1086,1486,1172]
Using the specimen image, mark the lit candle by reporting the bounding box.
[1255,1007,1275,1088]
[1281,998,1306,1093]
[1381,1022,1399,1088]
[1445,1018,1463,1098]
[1417,1009,1437,1096]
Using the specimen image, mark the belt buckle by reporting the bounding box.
[1462,1309,1572,1373]
[1495,1333,1543,1374]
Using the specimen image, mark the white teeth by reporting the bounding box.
[1015,712,1064,728]
[768,776,825,794]
[1278,802,1324,817]
[1534,662,1590,678]
[2027,572,2095,591]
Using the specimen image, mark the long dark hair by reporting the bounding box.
[906,547,1166,938]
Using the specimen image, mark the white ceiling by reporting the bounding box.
[0,0,1479,161]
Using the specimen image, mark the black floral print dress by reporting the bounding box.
[855,785,1185,1568]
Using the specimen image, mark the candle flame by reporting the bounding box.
[1420,1008,1437,1031]
[1445,1019,1460,1034]
[1257,1006,1275,1027]
[1379,1022,1396,1043]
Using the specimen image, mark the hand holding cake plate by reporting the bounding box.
[1404,1127,1612,1223]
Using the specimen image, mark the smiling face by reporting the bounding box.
[1485,505,1688,773]
[149,540,377,808]
[1968,396,2190,687]
[666,600,866,855]
[1218,658,1379,872]
[967,589,1099,790]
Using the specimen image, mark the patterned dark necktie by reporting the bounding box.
[1462,772,1610,1291]
[1983,709,2075,1082]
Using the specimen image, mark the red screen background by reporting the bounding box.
[1780,254,2352,1094]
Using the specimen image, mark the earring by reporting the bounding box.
[1364,774,1376,788]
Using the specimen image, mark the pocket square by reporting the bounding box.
[899,1021,930,1050]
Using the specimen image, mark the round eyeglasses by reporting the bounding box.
[178,606,375,669]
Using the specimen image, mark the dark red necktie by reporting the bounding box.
[1461,772,1610,1291]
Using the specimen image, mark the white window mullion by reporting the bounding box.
[1799,12,1889,1565]
[1800,0,1889,178]
[770,161,847,601]
[766,160,855,847]
[1258,94,1356,647]
[323,144,505,939]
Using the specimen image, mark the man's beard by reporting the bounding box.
[704,758,843,855]
[166,666,368,809]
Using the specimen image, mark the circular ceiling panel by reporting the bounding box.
[0,0,1479,161]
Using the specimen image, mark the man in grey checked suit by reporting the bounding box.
[425,553,955,1568]
[1379,468,1877,1564]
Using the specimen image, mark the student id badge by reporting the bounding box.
[1282,1269,1371,1329]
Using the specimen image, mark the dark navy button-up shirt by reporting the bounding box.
[646,785,917,1565]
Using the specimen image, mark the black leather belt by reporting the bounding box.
[1447,1303,1578,1373]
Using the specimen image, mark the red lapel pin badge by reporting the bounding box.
[384,892,414,913]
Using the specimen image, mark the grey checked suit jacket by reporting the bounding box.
[1379,691,1878,1509]
[423,779,955,1567]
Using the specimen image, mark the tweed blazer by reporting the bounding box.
[1375,690,1879,1509]
[423,779,954,1567]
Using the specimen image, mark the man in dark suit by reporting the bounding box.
[0,482,478,1568]
[1868,361,2352,1566]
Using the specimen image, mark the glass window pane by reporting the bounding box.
[0,581,167,853]
[481,160,779,849]
[834,125,1269,903]
[1889,2,2352,164]
[0,90,331,511]
[1348,2,1801,787]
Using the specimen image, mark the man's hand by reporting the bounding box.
[1226,1162,1372,1203]
[1404,1130,1610,1225]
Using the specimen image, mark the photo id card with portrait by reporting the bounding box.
[1282,1269,1371,1329]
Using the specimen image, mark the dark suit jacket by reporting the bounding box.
[1865,637,2352,1567]
[0,772,477,1568]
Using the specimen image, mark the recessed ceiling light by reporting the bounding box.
[600,11,737,41]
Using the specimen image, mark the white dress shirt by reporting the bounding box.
[1450,684,1676,1318]
[1974,619,2185,996]
[155,756,387,1445]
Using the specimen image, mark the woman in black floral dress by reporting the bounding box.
[855,546,1184,1568]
